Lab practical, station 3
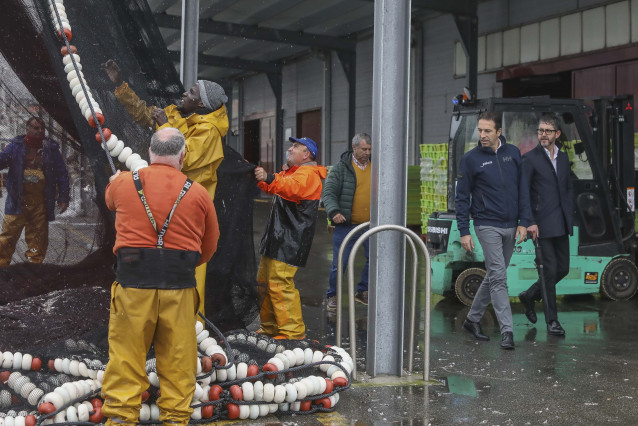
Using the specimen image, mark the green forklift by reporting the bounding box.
[426,95,638,306]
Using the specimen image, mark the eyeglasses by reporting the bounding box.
[537,129,557,135]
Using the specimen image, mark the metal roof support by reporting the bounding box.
[168,51,280,74]
[414,23,425,161]
[180,0,199,89]
[154,13,357,52]
[454,12,478,96]
[321,51,332,164]
[337,50,356,145]
[267,71,283,172]
[369,0,411,377]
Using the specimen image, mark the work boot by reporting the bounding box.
[547,320,566,336]
[463,319,489,341]
[355,291,368,305]
[326,296,337,313]
[518,290,537,324]
[500,332,515,350]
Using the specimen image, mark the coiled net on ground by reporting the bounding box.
[0,0,258,341]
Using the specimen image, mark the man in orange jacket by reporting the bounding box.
[254,137,327,339]
[102,127,219,425]
[103,59,228,317]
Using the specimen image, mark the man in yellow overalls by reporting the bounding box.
[0,117,69,265]
[103,60,228,317]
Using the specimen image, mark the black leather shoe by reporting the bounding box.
[547,320,566,336]
[500,332,515,350]
[518,291,537,324]
[463,319,489,341]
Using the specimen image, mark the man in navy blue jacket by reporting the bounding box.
[519,114,573,336]
[456,111,534,350]
[0,117,70,265]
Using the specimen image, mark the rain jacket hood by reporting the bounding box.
[258,163,326,266]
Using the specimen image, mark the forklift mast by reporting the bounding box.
[591,96,637,254]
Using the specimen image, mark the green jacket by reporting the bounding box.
[322,150,358,224]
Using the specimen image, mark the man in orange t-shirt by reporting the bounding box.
[101,127,219,426]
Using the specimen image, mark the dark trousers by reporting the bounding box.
[527,234,570,323]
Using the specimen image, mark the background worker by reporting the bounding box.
[520,114,573,336]
[254,137,326,339]
[0,117,69,266]
[456,111,534,350]
[322,132,372,312]
[101,128,219,425]
[103,59,228,317]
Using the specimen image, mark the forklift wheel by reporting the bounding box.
[601,257,638,301]
[455,268,486,307]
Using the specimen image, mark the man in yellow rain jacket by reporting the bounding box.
[103,59,228,317]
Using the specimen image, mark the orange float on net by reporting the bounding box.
[25,414,36,426]
[91,398,103,408]
[210,352,226,367]
[61,45,77,55]
[95,128,112,143]
[57,28,72,42]
[47,359,56,371]
[209,385,223,401]
[229,384,243,401]
[0,371,10,384]
[89,406,104,423]
[262,362,278,379]
[315,397,332,409]
[38,402,56,414]
[201,404,214,419]
[200,356,213,372]
[31,357,42,371]
[333,376,348,388]
[227,403,239,419]
[247,364,259,378]
[300,400,312,411]
[88,112,104,128]
[141,390,150,402]
[323,378,334,394]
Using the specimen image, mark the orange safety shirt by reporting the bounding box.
[105,164,219,266]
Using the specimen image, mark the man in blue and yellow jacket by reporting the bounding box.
[254,137,327,339]
[455,111,534,350]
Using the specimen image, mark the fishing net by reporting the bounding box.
[0,0,318,423]
[0,0,259,327]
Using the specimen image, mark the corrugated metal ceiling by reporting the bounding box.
[147,0,375,81]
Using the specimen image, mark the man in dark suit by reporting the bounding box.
[519,114,573,336]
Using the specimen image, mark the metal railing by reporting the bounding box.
[334,224,431,381]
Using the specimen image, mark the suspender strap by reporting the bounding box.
[132,169,193,248]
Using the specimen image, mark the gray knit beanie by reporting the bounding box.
[197,80,228,110]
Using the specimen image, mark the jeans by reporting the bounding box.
[326,224,369,298]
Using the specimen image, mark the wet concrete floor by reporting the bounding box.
[250,198,638,424]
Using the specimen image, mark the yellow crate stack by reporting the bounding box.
[420,143,448,234]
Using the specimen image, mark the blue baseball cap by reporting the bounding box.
[289,136,318,159]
